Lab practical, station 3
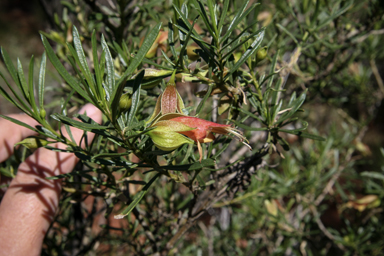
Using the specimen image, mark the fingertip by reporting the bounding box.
[78,104,103,124]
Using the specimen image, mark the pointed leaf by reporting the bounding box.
[1,48,23,94]
[226,29,265,79]
[72,26,96,92]
[17,59,30,100]
[194,0,216,37]
[28,56,39,115]
[38,52,47,109]
[127,70,144,128]
[51,113,109,131]
[162,158,215,171]
[277,90,307,124]
[92,31,104,101]
[0,70,30,113]
[278,128,325,141]
[102,34,115,100]
[218,0,229,34]
[117,23,162,87]
[0,115,38,133]
[115,173,160,219]
[41,35,93,103]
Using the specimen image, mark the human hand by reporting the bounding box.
[0,104,102,256]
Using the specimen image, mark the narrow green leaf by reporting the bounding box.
[38,52,47,109]
[220,19,259,53]
[92,31,104,102]
[222,27,264,61]
[101,34,115,100]
[206,0,218,36]
[173,23,211,46]
[220,0,250,43]
[41,35,93,103]
[112,41,129,66]
[127,70,144,128]
[218,0,229,35]
[233,105,265,123]
[72,26,96,93]
[51,114,109,131]
[316,0,353,30]
[74,151,123,166]
[277,90,307,124]
[230,121,268,131]
[46,170,98,181]
[226,29,265,79]
[1,47,23,93]
[66,43,98,100]
[93,152,132,159]
[278,129,325,141]
[110,80,127,124]
[196,84,213,116]
[0,86,17,106]
[117,23,162,87]
[173,4,200,39]
[0,70,30,113]
[0,115,38,132]
[16,59,30,100]
[143,58,174,70]
[114,173,160,219]
[161,50,176,67]
[168,22,177,58]
[173,5,215,61]
[177,17,198,69]
[162,159,215,171]
[64,124,76,144]
[361,171,384,181]
[28,56,39,116]
[276,24,299,44]
[266,49,279,89]
[195,0,216,37]
[220,1,259,44]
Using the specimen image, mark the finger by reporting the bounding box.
[31,104,103,175]
[0,104,102,256]
[0,114,39,163]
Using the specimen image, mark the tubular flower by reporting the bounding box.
[147,119,195,151]
[168,116,251,162]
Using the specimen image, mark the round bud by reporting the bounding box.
[256,46,268,62]
[40,109,46,119]
[119,93,132,112]
[186,46,200,61]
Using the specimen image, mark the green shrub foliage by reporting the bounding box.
[1,0,384,254]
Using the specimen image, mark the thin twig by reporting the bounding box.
[370,59,384,98]
[310,205,346,251]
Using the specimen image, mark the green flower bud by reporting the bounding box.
[256,46,268,62]
[186,45,200,61]
[119,93,132,112]
[40,108,46,119]
[264,199,278,217]
[233,52,242,63]
[140,69,173,89]
[15,137,49,149]
[143,68,173,79]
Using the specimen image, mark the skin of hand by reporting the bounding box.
[0,104,102,256]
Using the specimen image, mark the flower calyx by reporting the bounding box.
[146,70,186,125]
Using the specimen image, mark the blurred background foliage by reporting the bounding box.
[1,0,384,255]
